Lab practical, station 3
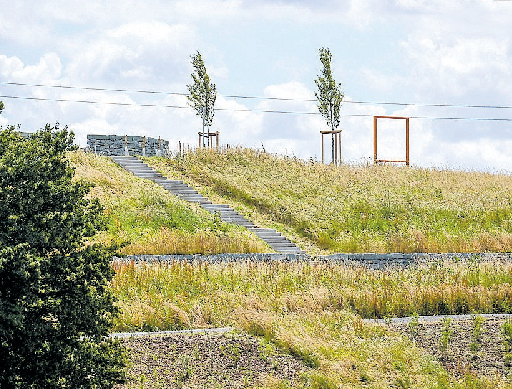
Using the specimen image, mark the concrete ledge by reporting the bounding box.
[113,252,512,269]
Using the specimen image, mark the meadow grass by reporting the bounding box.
[146,148,512,254]
[69,150,269,254]
[111,259,512,388]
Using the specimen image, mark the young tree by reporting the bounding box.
[0,124,126,388]
[315,47,344,162]
[186,51,217,147]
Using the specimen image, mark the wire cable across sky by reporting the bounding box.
[2,81,512,122]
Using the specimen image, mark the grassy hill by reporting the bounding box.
[69,151,269,255]
[67,149,512,387]
[71,147,512,255]
[146,148,512,255]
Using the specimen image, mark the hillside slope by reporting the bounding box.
[69,151,269,255]
[147,148,512,254]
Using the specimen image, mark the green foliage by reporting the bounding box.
[114,260,512,387]
[0,101,4,114]
[0,125,126,388]
[315,47,343,132]
[502,319,512,366]
[186,51,216,128]
[439,317,452,353]
[470,315,485,353]
[69,151,268,255]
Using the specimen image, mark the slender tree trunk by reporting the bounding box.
[332,133,335,164]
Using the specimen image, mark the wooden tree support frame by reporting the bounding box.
[320,129,342,166]
[198,131,219,149]
[373,116,410,166]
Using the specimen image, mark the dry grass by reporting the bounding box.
[146,148,512,254]
[111,259,512,388]
[68,150,269,255]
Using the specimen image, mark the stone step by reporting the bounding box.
[201,204,232,209]
[231,221,255,227]
[216,211,242,216]
[160,184,192,189]
[133,173,164,178]
[111,156,139,161]
[116,161,146,165]
[171,190,202,197]
[156,179,184,184]
[177,195,205,200]
[175,193,207,199]
[184,198,211,204]
[110,156,305,254]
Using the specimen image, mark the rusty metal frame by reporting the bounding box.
[320,129,342,166]
[373,116,410,166]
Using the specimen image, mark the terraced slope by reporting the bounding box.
[69,151,268,255]
[112,156,305,254]
[146,148,512,254]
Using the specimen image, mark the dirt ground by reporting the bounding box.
[116,331,309,388]
[387,316,512,379]
[116,317,512,388]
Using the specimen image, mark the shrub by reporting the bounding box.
[0,125,126,388]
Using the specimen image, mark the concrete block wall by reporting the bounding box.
[113,252,512,269]
[87,134,169,157]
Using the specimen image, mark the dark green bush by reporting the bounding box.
[0,125,126,388]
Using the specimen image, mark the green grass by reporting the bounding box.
[146,148,512,254]
[111,259,512,388]
[69,150,269,254]
[67,148,512,386]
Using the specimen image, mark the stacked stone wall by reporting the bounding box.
[87,134,169,156]
[113,252,512,269]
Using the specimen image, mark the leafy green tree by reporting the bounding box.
[0,124,126,388]
[0,101,4,114]
[315,47,344,162]
[186,51,217,146]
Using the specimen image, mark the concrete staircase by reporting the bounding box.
[111,156,305,254]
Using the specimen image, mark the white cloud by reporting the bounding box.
[65,21,197,86]
[2,0,512,171]
[401,36,511,98]
[0,53,61,82]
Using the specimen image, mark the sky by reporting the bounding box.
[1,0,512,171]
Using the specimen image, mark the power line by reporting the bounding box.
[0,94,317,115]
[1,81,188,97]
[2,82,512,121]
[0,94,189,109]
[2,93,512,122]
[3,80,512,110]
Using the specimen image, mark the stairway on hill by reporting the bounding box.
[111,156,305,254]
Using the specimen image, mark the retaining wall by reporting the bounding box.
[87,134,169,156]
[113,252,512,269]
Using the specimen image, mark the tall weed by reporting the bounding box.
[147,148,512,253]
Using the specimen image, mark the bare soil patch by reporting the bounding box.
[116,331,308,388]
[387,317,512,379]
[116,317,512,388]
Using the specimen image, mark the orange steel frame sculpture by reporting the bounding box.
[373,116,410,166]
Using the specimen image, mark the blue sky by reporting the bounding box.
[1,0,512,171]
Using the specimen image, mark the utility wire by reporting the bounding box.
[0,94,318,115]
[1,81,189,97]
[2,82,512,121]
[2,93,512,122]
[3,80,512,110]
